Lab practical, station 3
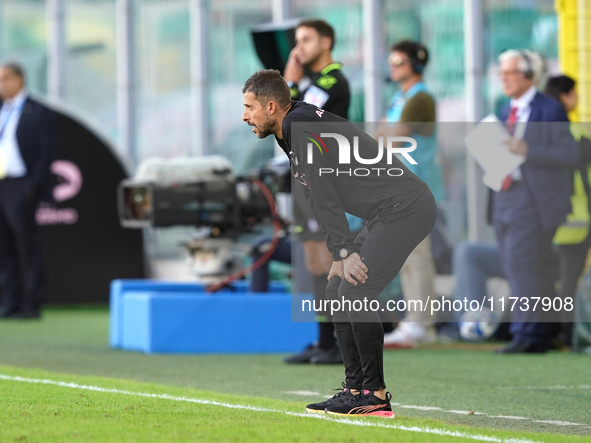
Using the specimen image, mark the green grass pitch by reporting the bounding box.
[0,308,590,442]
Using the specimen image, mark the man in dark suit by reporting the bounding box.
[0,62,56,319]
[493,50,580,353]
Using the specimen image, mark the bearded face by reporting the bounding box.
[242,92,276,139]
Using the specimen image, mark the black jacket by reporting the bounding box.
[2,96,57,199]
[276,101,430,260]
[289,63,351,240]
[290,63,351,120]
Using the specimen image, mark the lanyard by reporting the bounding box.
[0,99,26,140]
[386,82,427,121]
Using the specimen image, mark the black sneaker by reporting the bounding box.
[325,390,394,417]
[305,383,356,414]
[310,343,343,365]
[284,344,325,364]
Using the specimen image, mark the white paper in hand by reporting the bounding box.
[464,114,525,191]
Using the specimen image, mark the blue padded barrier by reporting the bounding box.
[109,279,286,348]
[118,291,315,353]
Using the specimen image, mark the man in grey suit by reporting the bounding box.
[493,50,580,353]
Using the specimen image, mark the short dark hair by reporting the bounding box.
[297,19,336,50]
[1,61,25,80]
[242,69,291,108]
[390,40,429,74]
[544,75,576,103]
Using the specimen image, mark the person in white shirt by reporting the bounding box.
[0,62,56,319]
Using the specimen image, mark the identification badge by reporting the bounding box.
[303,85,330,109]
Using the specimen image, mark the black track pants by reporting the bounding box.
[326,196,436,391]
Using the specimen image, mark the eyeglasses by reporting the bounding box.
[498,69,524,78]
[387,54,409,67]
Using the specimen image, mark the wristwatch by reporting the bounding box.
[339,248,351,259]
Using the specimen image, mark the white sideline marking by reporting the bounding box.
[489,416,528,420]
[501,385,591,390]
[282,390,321,396]
[389,405,586,427]
[534,420,587,427]
[0,374,542,443]
[399,405,443,411]
[447,410,486,416]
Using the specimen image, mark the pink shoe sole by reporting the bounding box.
[326,410,395,418]
[367,411,395,418]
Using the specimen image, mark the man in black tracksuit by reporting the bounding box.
[242,70,435,416]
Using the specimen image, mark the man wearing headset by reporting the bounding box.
[492,49,579,353]
[380,40,444,348]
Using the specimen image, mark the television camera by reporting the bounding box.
[118,156,290,285]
